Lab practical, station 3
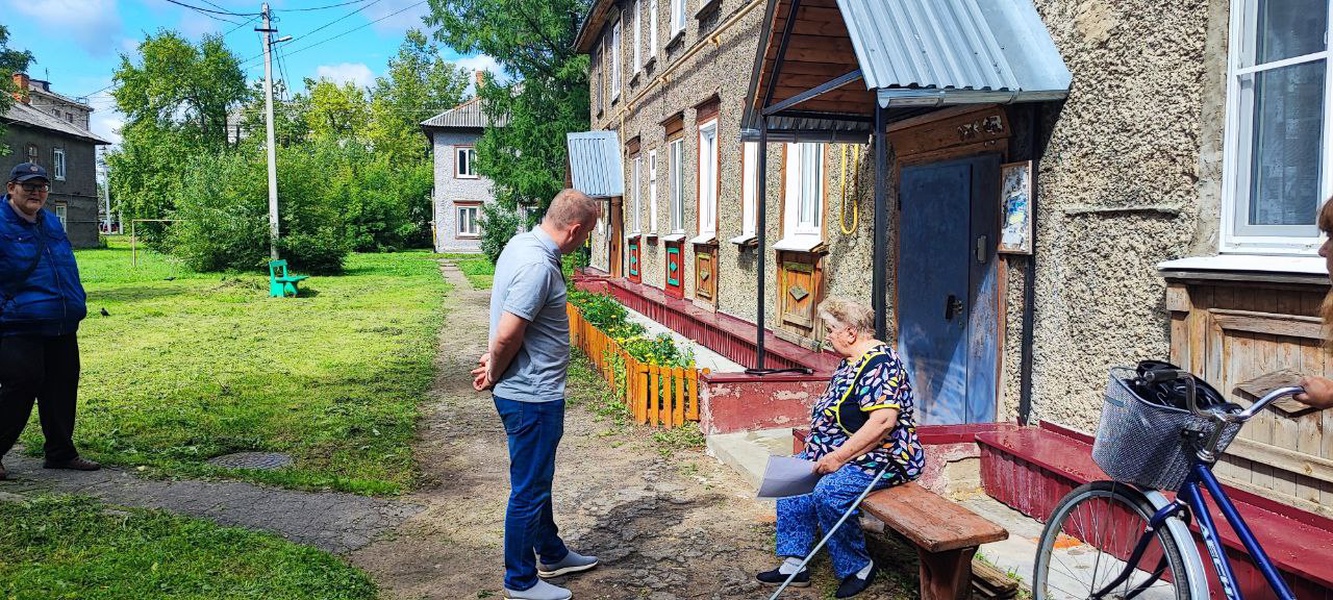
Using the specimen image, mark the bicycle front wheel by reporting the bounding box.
[1033,481,1191,600]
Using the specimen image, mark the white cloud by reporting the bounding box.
[91,112,124,146]
[364,0,432,35]
[7,0,123,57]
[314,63,376,89]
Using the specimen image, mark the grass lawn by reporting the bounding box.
[440,252,494,289]
[19,237,447,494]
[0,494,375,600]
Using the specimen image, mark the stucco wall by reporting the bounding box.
[431,129,494,253]
[1018,0,1230,430]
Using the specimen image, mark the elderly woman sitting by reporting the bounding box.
[756,296,925,598]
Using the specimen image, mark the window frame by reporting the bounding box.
[1219,0,1333,254]
[25,144,37,164]
[781,143,826,243]
[632,153,643,233]
[695,118,719,240]
[669,0,686,38]
[669,137,686,234]
[738,141,759,241]
[649,149,659,233]
[455,146,478,179]
[54,203,67,228]
[52,147,66,181]
[611,20,622,102]
[649,0,659,58]
[456,202,481,238]
[633,0,642,73]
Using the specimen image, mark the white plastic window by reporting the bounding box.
[1221,0,1332,253]
[669,138,685,233]
[782,143,824,241]
[649,0,659,56]
[670,0,686,37]
[632,155,643,233]
[611,21,622,101]
[649,149,659,233]
[696,120,718,238]
[456,147,477,178]
[457,205,480,236]
[53,148,66,181]
[741,142,758,238]
[633,0,642,73]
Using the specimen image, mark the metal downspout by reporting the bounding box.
[1018,103,1041,425]
[872,104,887,339]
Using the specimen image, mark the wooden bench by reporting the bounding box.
[861,482,1009,600]
[268,259,309,298]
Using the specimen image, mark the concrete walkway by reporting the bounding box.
[0,452,422,553]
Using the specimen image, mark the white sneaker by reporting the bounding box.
[504,579,572,600]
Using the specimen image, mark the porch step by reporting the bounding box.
[705,428,795,490]
[978,424,1333,596]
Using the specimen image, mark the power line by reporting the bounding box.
[236,0,385,72]
[284,0,376,11]
[282,0,426,60]
[160,0,261,16]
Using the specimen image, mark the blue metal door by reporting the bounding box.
[897,155,999,424]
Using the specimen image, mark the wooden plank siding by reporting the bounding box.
[1167,280,1333,514]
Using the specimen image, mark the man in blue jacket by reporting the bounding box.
[0,162,100,479]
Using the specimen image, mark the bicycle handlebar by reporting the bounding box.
[1140,368,1304,424]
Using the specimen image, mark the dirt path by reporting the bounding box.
[349,261,799,600]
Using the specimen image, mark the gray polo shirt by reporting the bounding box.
[489,227,569,402]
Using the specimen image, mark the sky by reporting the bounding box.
[3,0,502,146]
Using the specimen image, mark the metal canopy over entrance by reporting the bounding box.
[740,0,1070,371]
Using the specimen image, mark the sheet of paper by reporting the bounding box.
[756,455,821,498]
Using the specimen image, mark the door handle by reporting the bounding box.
[944,294,964,321]
[976,234,988,263]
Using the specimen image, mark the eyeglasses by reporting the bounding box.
[17,183,49,193]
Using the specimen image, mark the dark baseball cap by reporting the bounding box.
[9,162,49,183]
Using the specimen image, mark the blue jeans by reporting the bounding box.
[495,396,570,591]
[775,463,898,580]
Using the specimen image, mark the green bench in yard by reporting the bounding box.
[268,260,309,298]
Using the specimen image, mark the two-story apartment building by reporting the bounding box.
[573,3,1333,588]
[421,90,506,253]
[3,73,109,248]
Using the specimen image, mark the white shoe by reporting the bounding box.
[504,579,572,600]
[538,549,599,578]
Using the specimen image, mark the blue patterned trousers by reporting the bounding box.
[775,462,901,580]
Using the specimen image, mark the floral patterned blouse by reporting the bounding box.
[803,344,925,480]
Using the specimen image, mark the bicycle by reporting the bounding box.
[1031,364,1309,600]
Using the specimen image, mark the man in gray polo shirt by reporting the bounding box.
[473,189,602,600]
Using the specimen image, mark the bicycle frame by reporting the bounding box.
[1177,461,1296,600]
[1087,378,1306,600]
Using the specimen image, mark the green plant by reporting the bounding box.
[651,423,705,456]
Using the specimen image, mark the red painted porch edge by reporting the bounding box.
[573,271,841,374]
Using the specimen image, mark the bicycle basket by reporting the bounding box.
[1091,366,1242,490]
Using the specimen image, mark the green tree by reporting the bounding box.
[367,29,470,165]
[240,79,310,149]
[106,30,250,224]
[425,0,591,261]
[0,25,35,150]
[305,77,369,143]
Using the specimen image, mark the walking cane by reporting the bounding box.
[766,461,895,600]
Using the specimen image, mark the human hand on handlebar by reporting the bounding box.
[1296,375,1333,409]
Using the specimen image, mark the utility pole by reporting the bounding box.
[258,4,282,260]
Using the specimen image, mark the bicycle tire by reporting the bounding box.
[1033,481,1192,600]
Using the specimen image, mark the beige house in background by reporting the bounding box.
[422,95,506,253]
